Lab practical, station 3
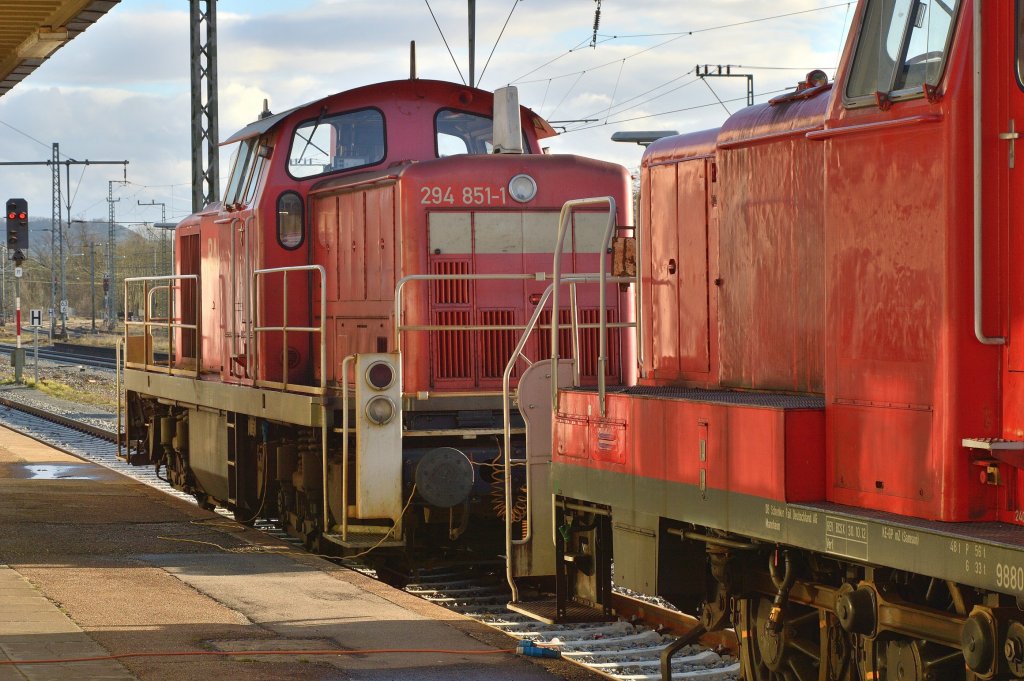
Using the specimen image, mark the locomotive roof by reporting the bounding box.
[221,78,557,146]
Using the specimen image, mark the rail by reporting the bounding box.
[252,265,328,394]
[550,197,618,416]
[123,275,201,377]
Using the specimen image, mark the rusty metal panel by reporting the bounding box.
[315,195,340,301]
[647,163,679,379]
[338,192,365,300]
[675,159,710,374]
[365,185,395,301]
[716,139,825,392]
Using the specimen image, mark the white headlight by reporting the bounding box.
[365,395,396,425]
[508,174,537,203]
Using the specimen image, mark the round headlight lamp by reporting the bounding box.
[365,360,395,390]
[508,174,538,203]
[365,395,396,425]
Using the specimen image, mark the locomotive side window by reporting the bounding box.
[223,139,255,204]
[435,109,531,157]
[277,191,304,249]
[1019,0,1024,88]
[287,108,385,179]
[846,0,960,103]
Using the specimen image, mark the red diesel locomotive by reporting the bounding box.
[507,1,1024,680]
[121,79,633,559]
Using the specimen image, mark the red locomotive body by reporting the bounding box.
[509,1,1024,679]
[123,79,632,558]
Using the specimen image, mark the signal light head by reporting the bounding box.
[365,395,396,425]
[365,360,396,390]
[7,212,14,220]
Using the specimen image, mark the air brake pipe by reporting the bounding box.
[666,527,761,551]
[974,0,1004,345]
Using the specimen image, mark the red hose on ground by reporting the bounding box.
[0,648,519,665]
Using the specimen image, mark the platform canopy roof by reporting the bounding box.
[0,0,120,99]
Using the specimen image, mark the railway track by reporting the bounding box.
[0,341,169,372]
[0,393,740,681]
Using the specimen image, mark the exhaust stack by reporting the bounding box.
[492,86,523,154]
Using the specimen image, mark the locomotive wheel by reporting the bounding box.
[737,597,821,681]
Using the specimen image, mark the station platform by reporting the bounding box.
[0,426,595,681]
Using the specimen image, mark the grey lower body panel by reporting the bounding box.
[125,369,332,427]
[553,463,1024,598]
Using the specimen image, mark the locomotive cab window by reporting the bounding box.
[223,139,255,205]
[846,0,960,103]
[1019,0,1024,87]
[277,191,304,249]
[435,109,532,157]
[287,108,385,179]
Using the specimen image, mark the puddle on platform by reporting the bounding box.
[3,463,114,481]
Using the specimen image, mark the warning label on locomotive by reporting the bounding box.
[824,516,868,560]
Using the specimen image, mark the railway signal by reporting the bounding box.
[5,197,28,259]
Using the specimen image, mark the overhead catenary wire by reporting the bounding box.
[424,0,466,85]
[605,59,626,124]
[510,2,853,85]
[478,0,523,88]
[701,77,732,116]
[565,86,786,134]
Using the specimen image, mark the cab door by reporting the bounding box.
[999,1,1024,371]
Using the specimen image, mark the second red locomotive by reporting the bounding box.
[507,1,1024,680]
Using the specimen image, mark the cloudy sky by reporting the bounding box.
[0,0,854,226]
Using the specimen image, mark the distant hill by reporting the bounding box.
[23,218,140,259]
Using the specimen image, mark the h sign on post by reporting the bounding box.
[29,309,42,327]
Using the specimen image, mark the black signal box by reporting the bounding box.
[5,198,27,250]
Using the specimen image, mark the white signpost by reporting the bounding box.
[29,308,41,384]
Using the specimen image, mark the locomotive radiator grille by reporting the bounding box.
[479,308,518,380]
[430,260,470,305]
[430,259,472,382]
[431,309,472,380]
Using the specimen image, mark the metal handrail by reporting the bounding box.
[339,354,356,540]
[501,273,634,601]
[550,197,618,416]
[123,275,201,377]
[252,265,327,393]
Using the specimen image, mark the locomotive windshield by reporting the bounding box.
[222,138,267,207]
[435,109,531,156]
[287,107,385,179]
[846,0,960,101]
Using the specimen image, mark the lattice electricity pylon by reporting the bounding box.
[190,0,220,213]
